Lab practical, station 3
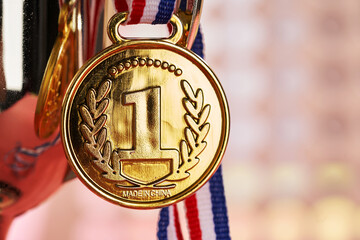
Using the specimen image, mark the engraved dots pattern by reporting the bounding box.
[107,57,183,77]
[154,59,161,67]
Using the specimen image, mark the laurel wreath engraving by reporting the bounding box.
[80,68,210,183]
[167,80,211,181]
[79,79,125,181]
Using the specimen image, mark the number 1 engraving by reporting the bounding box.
[124,87,162,151]
[116,87,179,186]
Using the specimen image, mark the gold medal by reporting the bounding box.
[35,0,79,139]
[61,12,229,208]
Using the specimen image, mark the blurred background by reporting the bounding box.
[8,0,360,239]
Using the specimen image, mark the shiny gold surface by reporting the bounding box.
[34,0,79,139]
[61,13,229,208]
[174,0,203,49]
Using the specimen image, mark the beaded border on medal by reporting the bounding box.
[107,57,183,77]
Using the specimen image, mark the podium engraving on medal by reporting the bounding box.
[116,87,179,186]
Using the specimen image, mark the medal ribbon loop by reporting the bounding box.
[113,0,202,49]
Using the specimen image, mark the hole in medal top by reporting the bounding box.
[107,12,183,45]
[118,24,171,39]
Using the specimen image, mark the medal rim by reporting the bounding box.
[61,40,230,209]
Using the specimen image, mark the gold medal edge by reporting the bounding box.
[60,40,231,209]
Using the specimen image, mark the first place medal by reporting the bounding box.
[61,12,229,209]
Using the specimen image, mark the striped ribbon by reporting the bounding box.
[4,133,61,176]
[157,169,231,240]
[114,0,176,24]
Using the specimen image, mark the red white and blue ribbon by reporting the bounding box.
[158,203,184,240]
[112,0,231,239]
[158,167,231,240]
[114,0,176,24]
[4,133,61,176]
